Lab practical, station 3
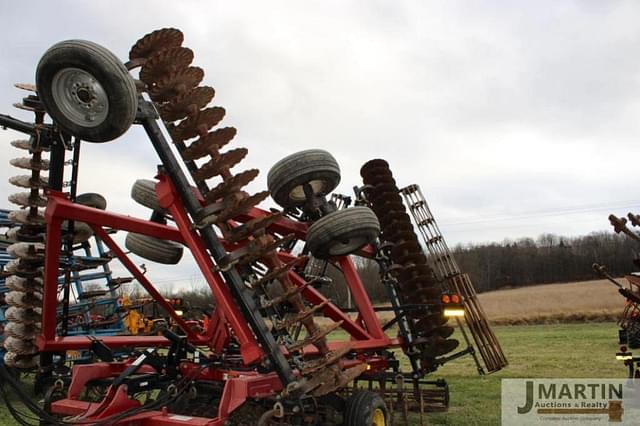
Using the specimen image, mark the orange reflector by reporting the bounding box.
[441,294,451,304]
[451,294,460,304]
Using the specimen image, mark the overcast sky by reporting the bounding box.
[1,1,639,290]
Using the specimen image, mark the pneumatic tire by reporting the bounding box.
[125,233,183,265]
[76,193,107,210]
[36,40,137,142]
[344,390,389,426]
[267,149,340,208]
[131,179,164,213]
[306,206,380,259]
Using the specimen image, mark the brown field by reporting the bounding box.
[363,279,627,326]
[477,279,624,325]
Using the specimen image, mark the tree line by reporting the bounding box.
[452,231,637,292]
[153,231,638,311]
[323,231,638,305]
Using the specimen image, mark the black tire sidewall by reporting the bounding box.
[36,40,137,143]
[344,390,388,426]
[267,149,341,208]
[125,233,183,265]
[307,207,380,259]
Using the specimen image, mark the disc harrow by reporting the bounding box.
[3,105,48,369]
[129,28,355,397]
[360,159,459,367]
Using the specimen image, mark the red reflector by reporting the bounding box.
[441,294,451,304]
[451,294,460,304]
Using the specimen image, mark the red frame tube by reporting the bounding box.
[38,180,396,356]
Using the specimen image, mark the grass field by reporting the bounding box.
[423,322,625,425]
[0,322,626,425]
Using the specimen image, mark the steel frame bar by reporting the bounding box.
[38,189,395,355]
[156,174,262,363]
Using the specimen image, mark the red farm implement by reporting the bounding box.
[0,28,506,425]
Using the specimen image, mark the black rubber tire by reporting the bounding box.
[344,390,389,426]
[267,149,340,208]
[628,321,640,349]
[131,179,164,212]
[36,40,137,142]
[125,233,183,265]
[76,193,107,210]
[306,207,380,259]
[62,221,93,244]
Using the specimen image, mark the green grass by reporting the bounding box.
[0,323,625,425]
[423,322,625,425]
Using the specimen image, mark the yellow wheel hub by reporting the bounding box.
[372,407,386,426]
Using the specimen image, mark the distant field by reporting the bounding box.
[368,279,626,325]
[477,279,624,325]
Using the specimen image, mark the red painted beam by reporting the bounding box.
[38,335,170,351]
[44,190,184,243]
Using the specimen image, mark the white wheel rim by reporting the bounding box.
[289,179,327,202]
[51,67,109,127]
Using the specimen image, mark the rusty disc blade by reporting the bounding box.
[227,211,285,245]
[8,210,45,226]
[10,139,49,152]
[401,272,439,288]
[383,233,419,247]
[192,147,247,181]
[277,300,329,330]
[5,306,42,325]
[160,86,215,122]
[5,322,42,340]
[180,127,237,161]
[14,83,37,92]
[360,159,390,177]
[311,363,367,397]
[4,336,39,355]
[252,255,303,289]
[9,192,47,208]
[371,182,402,196]
[372,202,405,218]
[396,264,432,281]
[140,47,194,85]
[381,225,415,242]
[8,242,45,261]
[217,191,270,223]
[10,157,50,172]
[370,190,403,205]
[414,313,447,331]
[391,240,422,258]
[170,106,226,141]
[130,28,184,60]
[379,211,412,228]
[6,276,43,293]
[9,175,49,189]
[5,259,44,278]
[149,67,204,103]
[302,344,353,375]
[362,168,396,186]
[204,169,259,203]
[288,321,343,353]
[393,252,427,267]
[419,338,459,358]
